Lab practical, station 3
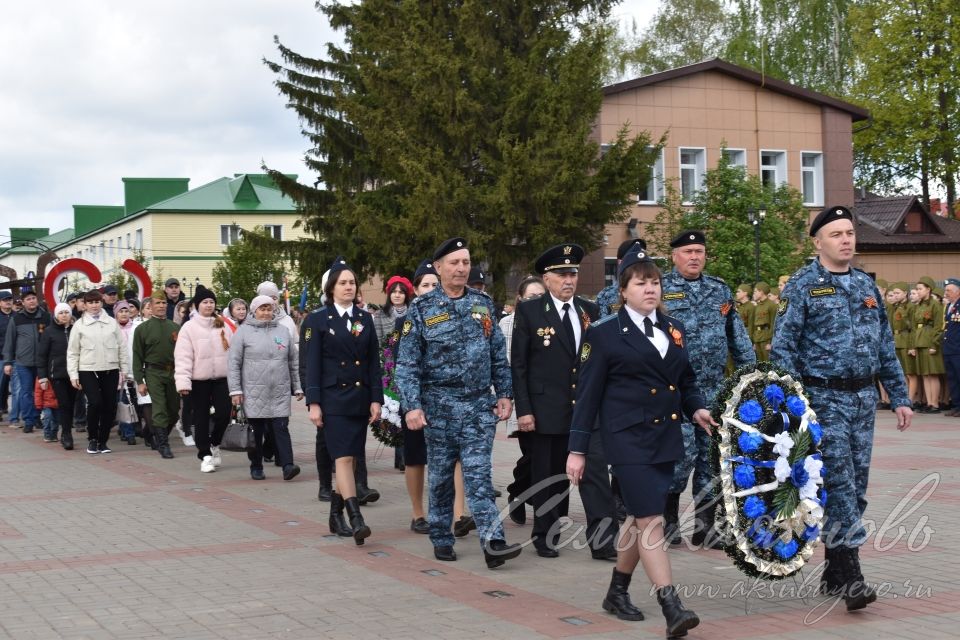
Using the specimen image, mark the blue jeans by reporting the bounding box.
[14,365,37,428]
[8,369,21,422]
[41,408,58,439]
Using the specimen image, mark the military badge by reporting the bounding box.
[401,320,413,336]
[809,287,836,297]
[864,296,878,309]
[350,320,364,337]
[663,292,685,301]
[470,304,492,337]
[581,310,591,329]
[425,312,450,327]
[668,325,683,348]
[304,328,312,341]
[720,301,733,317]
[580,342,591,362]
[537,326,556,346]
[777,298,789,316]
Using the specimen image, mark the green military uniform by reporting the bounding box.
[914,295,945,375]
[751,283,777,362]
[890,291,916,376]
[728,285,755,374]
[132,316,181,454]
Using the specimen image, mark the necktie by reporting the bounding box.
[342,311,351,330]
[643,316,654,337]
[562,302,576,350]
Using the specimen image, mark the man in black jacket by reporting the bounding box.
[2,289,51,433]
[511,244,617,559]
[0,291,13,420]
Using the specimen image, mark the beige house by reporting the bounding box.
[578,58,869,294]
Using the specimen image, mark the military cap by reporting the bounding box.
[468,266,486,285]
[433,237,468,261]
[890,282,909,292]
[933,287,944,298]
[737,284,753,294]
[945,278,960,289]
[809,205,854,236]
[617,244,655,277]
[875,278,888,289]
[102,285,118,295]
[0,291,11,301]
[414,258,437,282]
[328,256,352,280]
[670,230,706,248]
[535,243,584,275]
[755,282,771,294]
[918,276,937,290]
[150,289,167,301]
[617,238,647,260]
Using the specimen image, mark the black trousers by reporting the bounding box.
[188,378,231,459]
[74,389,87,425]
[0,370,9,413]
[78,370,119,446]
[946,351,960,409]
[248,417,293,470]
[579,431,618,551]
[506,431,533,503]
[530,433,571,548]
[51,379,77,434]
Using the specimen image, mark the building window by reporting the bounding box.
[801,152,824,206]
[109,239,114,259]
[760,150,787,189]
[220,224,242,246]
[638,148,665,204]
[722,148,746,169]
[99,242,105,263]
[679,147,706,204]
[604,257,617,287]
[135,229,143,251]
[125,233,131,250]
[262,224,283,240]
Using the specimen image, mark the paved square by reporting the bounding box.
[0,406,957,639]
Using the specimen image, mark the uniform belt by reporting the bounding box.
[802,376,874,392]
[144,362,174,372]
[894,329,911,334]
[754,324,769,329]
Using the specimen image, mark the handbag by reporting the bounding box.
[221,404,256,452]
[116,387,138,424]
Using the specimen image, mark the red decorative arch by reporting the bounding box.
[43,259,102,309]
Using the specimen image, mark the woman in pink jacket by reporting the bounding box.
[174,286,233,473]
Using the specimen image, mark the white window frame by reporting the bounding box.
[220,224,242,246]
[800,151,824,206]
[759,149,787,189]
[722,148,747,169]
[135,229,143,251]
[262,224,283,240]
[99,242,105,263]
[679,147,707,204]
[637,148,666,204]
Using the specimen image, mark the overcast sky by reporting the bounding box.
[0,1,657,243]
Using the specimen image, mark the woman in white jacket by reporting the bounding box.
[174,286,233,473]
[67,289,128,455]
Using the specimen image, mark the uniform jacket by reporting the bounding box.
[890,301,915,350]
[595,283,621,319]
[944,297,960,356]
[66,313,129,379]
[913,298,943,350]
[2,307,51,368]
[771,259,909,407]
[569,307,705,465]
[131,317,180,384]
[661,270,755,402]
[395,286,512,411]
[303,304,383,416]
[751,298,778,344]
[227,316,301,418]
[37,321,72,381]
[511,295,598,435]
[174,314,233,391]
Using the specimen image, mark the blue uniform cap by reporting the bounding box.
[617,238,646,260]
[414,258,437,282]
[328,255,352,280]
[617,245,655,277]
[0,291,11,301]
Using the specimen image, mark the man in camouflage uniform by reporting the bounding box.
[595,239,646,319]
[132,291,180,459]
[751,282,777,361]
[773,205,912,612]
[396,237,521,569]
[661,230,755,548]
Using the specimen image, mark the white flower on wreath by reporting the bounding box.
[774,456,791,483]
[772,432,794,458]
[799,456,824,500]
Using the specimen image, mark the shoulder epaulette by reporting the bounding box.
[593,313,618,327]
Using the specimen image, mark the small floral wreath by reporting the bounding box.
[371,329,404,448]
[710,362,827,580]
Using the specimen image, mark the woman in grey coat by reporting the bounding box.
[228,295,303,481]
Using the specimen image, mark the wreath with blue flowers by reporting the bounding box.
[710,362,827,580]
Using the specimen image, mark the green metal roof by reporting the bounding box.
[0,227,75,258]
[144,174,297,212]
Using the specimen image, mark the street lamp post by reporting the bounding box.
[747,207,767,283]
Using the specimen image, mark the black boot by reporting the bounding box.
[483,539,522,569]
[394,446,405,470]
[328,492,353,537]
[836,546,877,611]
[663,493,682,546]
[601,569,644,621]
[154,428,174,459]
[344,497,371,545]
[355,457,380,504]
[690,496,724,549]
[61,427,74,451]
[317,482,332,502]
[657,585,699,638]
[820,547,845,596]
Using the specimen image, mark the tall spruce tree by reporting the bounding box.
[264,0,659,299]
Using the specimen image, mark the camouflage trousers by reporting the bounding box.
[422,390,505,549]
[669,381,721,499]
[812,386,878,549]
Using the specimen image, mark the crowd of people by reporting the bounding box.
[1,204,958,638]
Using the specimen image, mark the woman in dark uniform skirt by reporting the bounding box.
[305,257,384,545]
[566,247,717,639]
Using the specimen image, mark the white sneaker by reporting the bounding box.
[174,420,184,438]
[183,434,195,447]
[200,455,216,473]
[211,446,222,467]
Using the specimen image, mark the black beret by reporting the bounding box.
[670,230,706,248]
[468,266,486,285]
[617,238,647,260]
[534,243,584,275]
[809,205,854,236]
[432,237,468,261]
[102,285,118,295]
[414,258,437,282]
[617,245,655,278]
[328,255,352,280]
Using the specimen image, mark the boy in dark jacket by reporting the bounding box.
[37,303,75,449]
